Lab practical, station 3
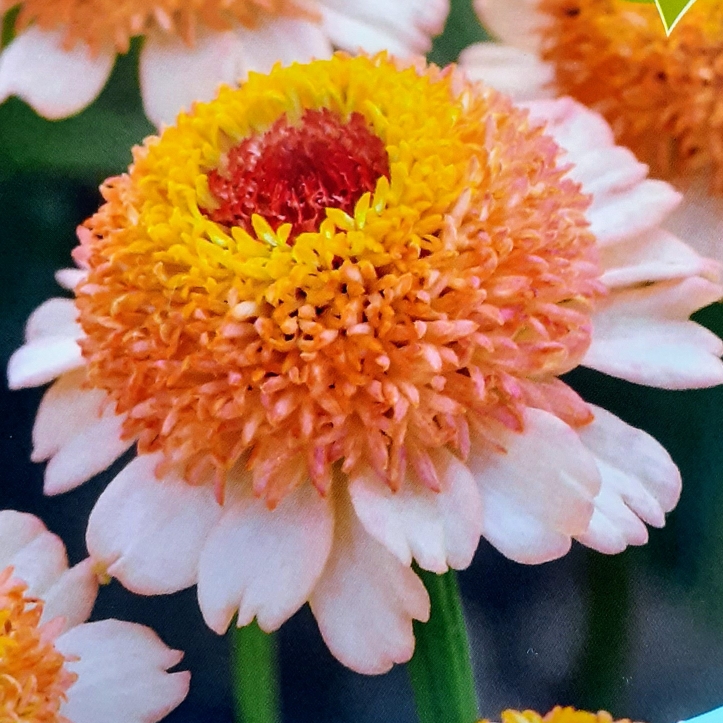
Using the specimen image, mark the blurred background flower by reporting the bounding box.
[3,2,723,723]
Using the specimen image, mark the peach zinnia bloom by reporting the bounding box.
[8,54,723,674]
[482,708,642,723]
[0,510,189,723]
[463,0,723,261]
[0,0,448,126]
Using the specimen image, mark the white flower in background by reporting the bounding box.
[0,0,448,125]
[7,54,723,675]
[0,509,189,723]
[461,0,723,262]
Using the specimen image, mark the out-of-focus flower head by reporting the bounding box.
[0,509,189,723]
[462,0,723,261]
[0,0,448,125]
[8,53,723,674]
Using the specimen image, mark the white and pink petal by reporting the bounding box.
[57,619,189,723]
[349,448,483,574]
[87,453,221,595]
[310,492,430,675]
[0,27,115,119]
[197,472,334,634]
[468,408,601,564]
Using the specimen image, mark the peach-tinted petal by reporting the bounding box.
[235,18,332,74]
[469,408,600,564]
[473,0,542,50]
[459,43,554,101]
[198,472,334,634]
[318,0,448,55]
[310,491,430,675]
[349,449,483,574]
[41,558,99,631]
[87,453,221,594]
[139,30,246,127]
[7,337,84,390]
[584,277,723,388]
[0,27,114,119]
[57,620,189,723]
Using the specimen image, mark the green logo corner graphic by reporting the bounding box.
[626,0,699,34]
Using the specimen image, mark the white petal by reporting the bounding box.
[0,510,46,568]
[57,620,189,723]
[24,298,81,342]
[459,43,554,101]
[310,492,430,675]
[600,228,718,289]
[585,277,723,389]
[87,453,221,595]
[32,369,105,462]
[665,176,723,264]
[41,558,99,630]
[0,28,114,119]
[55,268,87,290]
[318,0,447,55]
[473,0,543,50]
[7,337,84,389]
[469,408,601,564]
[140,31,246,127]
[8,528,68,596]
[349,449,482,574]
[43,408,132,496]
[235,18,332,73]
[198,475,334,634]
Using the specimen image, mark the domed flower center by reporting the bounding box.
[205,109,390,240]
[488,707,640,723]
[538,0,723,188]
[75,55,603,506]
[7,0,314,54]
[0,568,76,723]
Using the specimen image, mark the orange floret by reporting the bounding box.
[482,707,644,723]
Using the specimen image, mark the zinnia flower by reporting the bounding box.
[0,0,448,126]
[462,0,723,261]
[0,509,189,723]
[8,53,723,674]
[483,708,641,723]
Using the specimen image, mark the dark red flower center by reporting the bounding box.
[204,108,390,240]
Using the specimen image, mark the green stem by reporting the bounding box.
[230,622,281,723]
[407,568,480,723]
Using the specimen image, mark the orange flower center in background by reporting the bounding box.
[538,0,723,189]
[75,55,603,505]
[4,0,314,54]
[0,568,76,723]
[205,109,391,239]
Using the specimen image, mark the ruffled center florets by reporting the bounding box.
[75,54,603,505]
[0,567,76,723]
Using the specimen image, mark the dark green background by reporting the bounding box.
[2,2,723,722]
